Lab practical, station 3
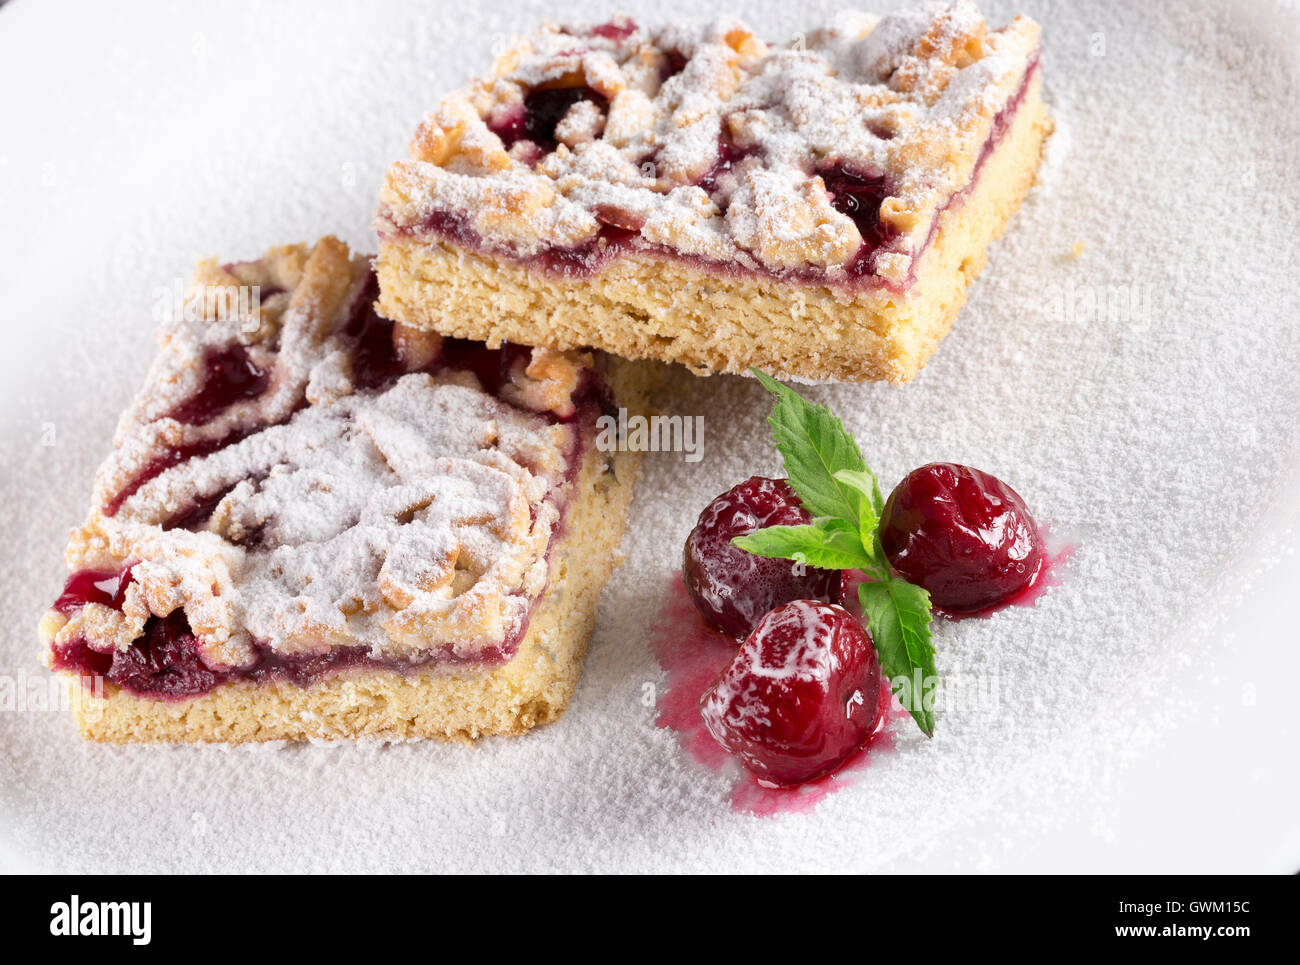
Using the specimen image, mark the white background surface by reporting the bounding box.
[0,0,1297,873]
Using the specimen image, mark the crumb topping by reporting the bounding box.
[52,238,592,669]
[378,2,1041,285]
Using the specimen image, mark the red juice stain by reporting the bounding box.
[934,526,1075,621]
[648,577,899,817]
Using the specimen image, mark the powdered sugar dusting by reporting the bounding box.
[378,1,1040,284]
[47,238,582,668]
[1,0,1298,872]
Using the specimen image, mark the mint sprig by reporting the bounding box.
[733,369,938,737]
[749,369,873,527]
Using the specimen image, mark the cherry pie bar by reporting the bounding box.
[375,1,1051,383]
[39,237,653,742]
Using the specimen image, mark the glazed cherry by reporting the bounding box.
[879,463,1044,613]
[700,600,883,787]
[683,476,842,638]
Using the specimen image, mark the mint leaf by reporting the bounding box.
[859,579,937,737]
[750,369,869,527]
[732,520,877,571]
[832,469,884,546]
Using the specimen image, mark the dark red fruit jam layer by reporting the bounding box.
[406,145,900,285]
[49,589,514,700]
[589,19,637,42]
[694,133,760,201]
[398,54,1041,292]
[904,54,1040,280]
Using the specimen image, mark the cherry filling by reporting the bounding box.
[407,152,900,284]
[404,56,1042,294]
[436,339,533,396]
[142,331,569,534]
[490,85,609,155]
[104,347,279,517]
[346,296,407,391]
[539,225,638,276]
[161,483,236,533]
[694,134,759,205]
[52,566,134,614]
[339,273,548,398]
[107,269,561,520]
[103,438,230,517]
[101,610,218,697]
[817,164,896,277]
[683,476,843,638]
[48,606,373,698]
[159,476,273,540]
[658,50,688,83]
[589,19,637,42]
[169,346,268,426]
[49,590,518,700]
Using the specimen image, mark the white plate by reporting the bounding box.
[1,0,1297,872]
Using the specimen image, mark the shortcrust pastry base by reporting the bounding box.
[376,78,1050,384]
[51,361,658,744]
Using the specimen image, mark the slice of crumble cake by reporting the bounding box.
[375,1,1051,383]
[39,236,654,742]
